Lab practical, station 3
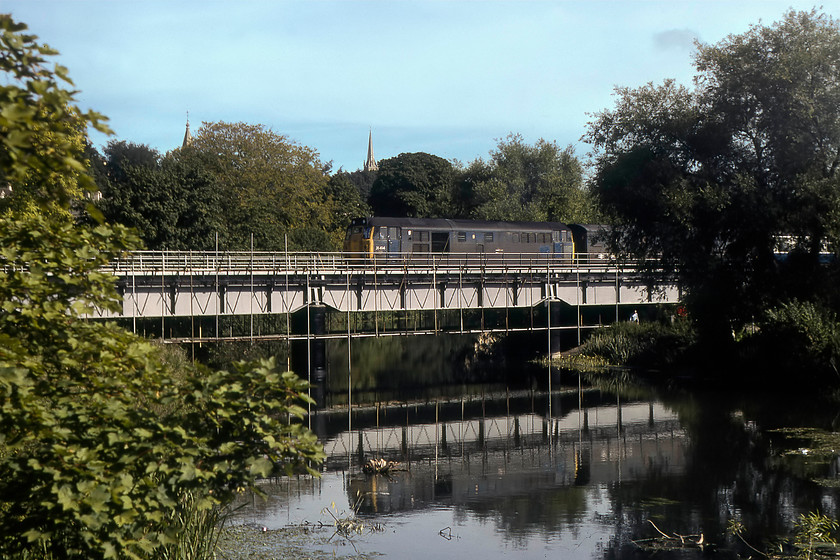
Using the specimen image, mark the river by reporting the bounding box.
[228,336,840,559]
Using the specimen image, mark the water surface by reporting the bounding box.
[232,372,840,559]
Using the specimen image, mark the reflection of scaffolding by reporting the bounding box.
[323,398,689,516]
[322,400,682,468]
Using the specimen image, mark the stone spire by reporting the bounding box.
[363,129,378,172]
[182,112,193,148]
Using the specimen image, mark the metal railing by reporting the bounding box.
[103,250,646,276]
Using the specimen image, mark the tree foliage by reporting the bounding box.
[187,121,337,250]
[94,141,226,250]
[0,16,324,559]
[368,152,456,217]
[0,16,109,216]
[586,9,840,344]
[462,134,593,223]
[325,170,370,245]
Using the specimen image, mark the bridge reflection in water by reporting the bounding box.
[237,389,686,523]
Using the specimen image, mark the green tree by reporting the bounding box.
[188,121,336,250]
[0,18,108,217]
[0,16,324,559]
[94,141,226,250]
[463,134,592,223]
[368,152,456,217]
[326,170,370,244]
[586,9,840,346]
[339,168,377,202]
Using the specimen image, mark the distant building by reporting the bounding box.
[364,130,378,172]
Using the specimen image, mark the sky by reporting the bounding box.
[5,1,833,172]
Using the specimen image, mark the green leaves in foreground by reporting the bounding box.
[0,16,324,559]
[0,212,324,559]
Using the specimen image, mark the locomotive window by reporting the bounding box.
[457,232,466,242]
[419,231,429,242]
[375,228,386,239]
[484,232,494,243]
[388,227,400,239]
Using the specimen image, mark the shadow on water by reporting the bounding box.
[233,335,840,559]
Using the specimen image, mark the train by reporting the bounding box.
[343,217,611,262]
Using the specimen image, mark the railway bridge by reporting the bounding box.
[95,251,680,341]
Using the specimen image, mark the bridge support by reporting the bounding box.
[310,304,328,408]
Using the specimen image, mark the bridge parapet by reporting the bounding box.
[105,251,658,275]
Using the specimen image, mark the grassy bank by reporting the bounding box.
[553,319,696,374]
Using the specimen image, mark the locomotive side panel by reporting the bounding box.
[344,217,577,261]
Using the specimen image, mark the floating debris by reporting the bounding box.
[632,520,711,552]
[362,458,402,475]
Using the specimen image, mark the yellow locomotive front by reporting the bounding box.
[343,217,374,258]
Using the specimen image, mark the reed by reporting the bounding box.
[152,491,228,560]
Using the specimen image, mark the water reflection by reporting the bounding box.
[230,374,840,560]
[235,384,693,558]
[236,336,840,558]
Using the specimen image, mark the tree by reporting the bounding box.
[586,9,840,346]
[0,16,324,559]
[339,168,377,202]
[187,121,337,250]
[326,170,370,243]
[462,134,592,223]
[94,141,226,250]
[368,152,456,217]
[0,18,108,217]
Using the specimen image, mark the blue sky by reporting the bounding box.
[5,1,831,172]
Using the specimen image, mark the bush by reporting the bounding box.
[0,213,325,559]
[753,300,840,381]
[575,319,696,369]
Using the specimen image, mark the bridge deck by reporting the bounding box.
[97,251,680,320]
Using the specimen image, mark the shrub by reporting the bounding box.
[755,300,840,381]
[575,319,696,368]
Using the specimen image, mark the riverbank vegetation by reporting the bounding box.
[556,305,840,389]
[0,17,324,559]
[556,320,697,373]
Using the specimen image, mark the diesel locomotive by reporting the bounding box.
[343,217,587,261]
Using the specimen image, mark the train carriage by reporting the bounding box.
[343,217,576,262]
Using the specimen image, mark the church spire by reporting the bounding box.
[364,129,378,172]
[182,112,193,148]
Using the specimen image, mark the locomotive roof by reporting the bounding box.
[353,216,570,231]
